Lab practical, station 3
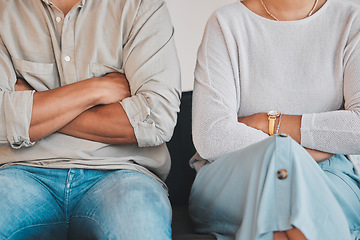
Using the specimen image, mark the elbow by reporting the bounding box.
[134,120,175,147]
[121,91,180,147]
[193,131,221,161]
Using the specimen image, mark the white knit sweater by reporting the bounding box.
[192,0,360,172]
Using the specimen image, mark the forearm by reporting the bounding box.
[15,73,130,142]
[29,79,101,141]
[58,102,136,144]
[238,113,333,162]
[275,114,333,162]
[238,113,301,142]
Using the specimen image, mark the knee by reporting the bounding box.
[71,172,172,239]
[116,179,172,230]
[253,135,314,170]
[106,173,172,222]
[213,135,305,172]
[77,189,171,240]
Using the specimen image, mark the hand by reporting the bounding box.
[239,112,302,143]
[14,78,34,91]
[238,113,268,133]
[305,148,334,162]
[239,113,333,162]
[27,72,130,142]
[94,72,130,105]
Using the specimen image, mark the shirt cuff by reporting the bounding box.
[120,94,162,147]
[2,90,35,148]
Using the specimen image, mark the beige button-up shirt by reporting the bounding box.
[0,0,181,184]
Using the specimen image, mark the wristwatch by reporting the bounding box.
[267,111,281,136]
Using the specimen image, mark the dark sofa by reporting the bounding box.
[166,91,216,240]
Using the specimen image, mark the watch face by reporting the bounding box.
[267,110,280,117]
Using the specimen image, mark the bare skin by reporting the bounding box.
[238,113,334,162]
[238,0,329,239]
[242,0,327,21]
[50,0,79,15]
[15,73,135,144]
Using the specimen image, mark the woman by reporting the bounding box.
[189,0,360,239]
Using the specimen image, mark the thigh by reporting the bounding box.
[0,165,67,240]
[319,155,360,238]
[68,170,172,240]
[189,135,352,240]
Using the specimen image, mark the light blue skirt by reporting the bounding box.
[189,135,360,240]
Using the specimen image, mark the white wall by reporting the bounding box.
[167,0,236,91]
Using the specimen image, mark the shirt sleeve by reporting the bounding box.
[192,13,268,161]
[0,36,35,148]
[301,29,360,155]
[120,0,181,147]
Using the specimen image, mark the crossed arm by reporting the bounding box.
[16,74,333,158]
[15,73,136,144]
[238,113,334,162]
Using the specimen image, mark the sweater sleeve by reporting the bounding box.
[301,30,360,154]
[0,36,35,148]
[120,0,181,147]
[192,14,268,161]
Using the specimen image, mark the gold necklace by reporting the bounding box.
[259,0,319,21]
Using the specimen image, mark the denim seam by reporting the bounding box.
[6,221,67,240]
[64,170,72,223]
[274,136,291,229]
[72,171,128,212]
[274,136,279,228]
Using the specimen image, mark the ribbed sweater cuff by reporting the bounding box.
[300,113,315,149]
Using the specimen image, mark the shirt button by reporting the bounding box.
[277,169,288,180]
[64,56,71,62]
[56,17,62,23]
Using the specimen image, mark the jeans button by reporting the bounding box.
[277,169,288,179]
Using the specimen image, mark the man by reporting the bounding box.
[0,0,181,239]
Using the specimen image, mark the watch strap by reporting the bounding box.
[268,116,276,136]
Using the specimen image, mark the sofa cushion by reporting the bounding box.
[166,91,197,206]
[166,91,216,240]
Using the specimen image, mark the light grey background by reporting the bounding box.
[167,0,236,91]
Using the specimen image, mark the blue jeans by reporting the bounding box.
[0,166,172,240]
